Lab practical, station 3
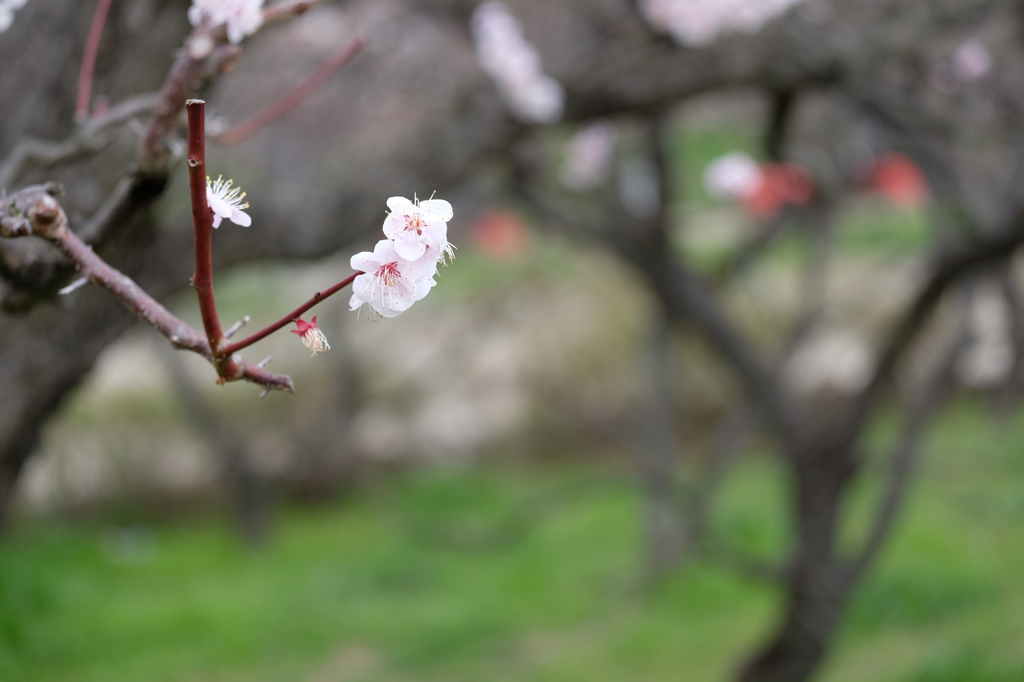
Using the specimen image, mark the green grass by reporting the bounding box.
[3,401,1024,682]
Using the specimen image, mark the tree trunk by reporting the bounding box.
[736,441,858,682]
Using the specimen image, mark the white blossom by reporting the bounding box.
[350,239,438,318]
[471,2,564,124]
[639,0,808,47]
[382,196,453,261]
[205,175,251,228]
[704,151,761,201]
[188,0,264,44]
[0,0,28,34]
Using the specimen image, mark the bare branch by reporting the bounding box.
[2,184,294,393]
[845,287,970,584]
[75,0,115,122]
[0,94,158,189]
[218,36,365,146]
[222,271,360,355]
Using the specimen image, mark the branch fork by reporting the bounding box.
[0,101,361,394]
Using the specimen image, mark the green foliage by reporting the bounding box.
[2,401,1024,682]
[900,649,1024,682]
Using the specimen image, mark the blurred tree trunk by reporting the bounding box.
[737,441,857,682]
[0,0,189,528]
[639,299,685,579]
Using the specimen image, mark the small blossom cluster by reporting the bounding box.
[0,0,27,34]
[188,0,264,44]
[471,2,564,124]
[348,196,454,319]
[640,0,807,47]
[704,151,813,218]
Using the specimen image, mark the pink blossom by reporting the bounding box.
[952,39,992,82]
[188,0,264,44]
[349,240,437,318]
[382,196,453,261]
[290,316,330,356]
[561,120,618,190]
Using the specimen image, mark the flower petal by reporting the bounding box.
[419,199,453,223]
[350,251,377,273]
[392,230,427,261]
[386,196,416,213]
[230,208,252,227]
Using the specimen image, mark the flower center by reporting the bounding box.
[375,262,401,287]
[404,214,425,235]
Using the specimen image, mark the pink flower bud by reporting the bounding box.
[291,316,330,356]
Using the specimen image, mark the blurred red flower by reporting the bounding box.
[744,163,814,218]
[471,210,529,260]
[862,153,927,208]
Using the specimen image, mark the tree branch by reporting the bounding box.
[185,99,226,355]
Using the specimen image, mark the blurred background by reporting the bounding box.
[3,1,1024,681]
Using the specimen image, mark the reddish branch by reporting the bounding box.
[185,100,227,355]
[136,1,328,173]
[223,271,360,355]
[138,34,241,174]
[183,99,357,375]
[75,0,114,122]
[219,36,365,145]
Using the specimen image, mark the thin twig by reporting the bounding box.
[0,94,157,189]
[262,0,321,24]
[846,286,969,583]
[224,315,252,339]
[218,36,365,146]
[76,0,115,122]
[222,271,360,355]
